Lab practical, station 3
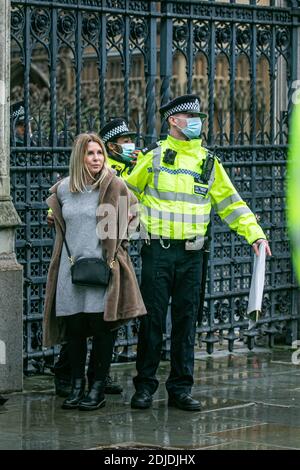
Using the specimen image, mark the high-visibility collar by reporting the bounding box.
[107,154,127,167]
[165,134,203,154]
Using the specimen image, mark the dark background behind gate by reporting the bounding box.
[9,0,300,373]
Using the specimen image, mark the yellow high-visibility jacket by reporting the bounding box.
[107,156,132,179]
[287,103,300,283]
[126,134,266,243]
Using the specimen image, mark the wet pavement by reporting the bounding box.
[0,346,300,450]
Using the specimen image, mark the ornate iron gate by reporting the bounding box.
[10,0,300,373]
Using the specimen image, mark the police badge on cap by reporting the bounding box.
[100,118,136,144]
[159,94,207,121]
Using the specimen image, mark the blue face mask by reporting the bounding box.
[121,143,136,162]
[176,117,202,140]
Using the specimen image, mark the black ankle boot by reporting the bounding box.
[61,378,86,410]
[78,380,106,411]
[88,374,123,395]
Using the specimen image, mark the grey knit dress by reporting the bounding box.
[55,177,106,316]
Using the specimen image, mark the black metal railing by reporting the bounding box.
[10,0,300,373]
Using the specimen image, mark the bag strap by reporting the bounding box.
[62,230,124,268]
[61,231,75,265]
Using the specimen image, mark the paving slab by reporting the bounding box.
[0,349,300,450]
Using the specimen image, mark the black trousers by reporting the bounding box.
[53,343,72,381]
[133,240,203,397]
[54,332,118,382]
[63,313,115,381]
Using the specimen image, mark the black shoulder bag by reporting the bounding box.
[63,235,111,287]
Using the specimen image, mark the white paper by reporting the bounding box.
[247,243,266,329]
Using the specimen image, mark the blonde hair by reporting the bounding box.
[69,133,108,192]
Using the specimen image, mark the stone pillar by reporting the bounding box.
[0,0,23,393]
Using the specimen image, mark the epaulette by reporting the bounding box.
[141,141,160,155]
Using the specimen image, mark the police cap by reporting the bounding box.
[100,118,136,144]
[11,101,25,123]
[159,94,207,122]
[10,101,32,124]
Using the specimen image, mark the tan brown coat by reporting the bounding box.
[43,169,147,347]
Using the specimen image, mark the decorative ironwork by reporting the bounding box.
[10,0,300,373]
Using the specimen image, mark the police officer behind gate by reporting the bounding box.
[126,94,271,411]
[100,118,139,178]
[10,101,34,146]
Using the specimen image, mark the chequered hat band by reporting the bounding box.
[162,100,201,120]
[12,106,25,120]
[102,123,130,143]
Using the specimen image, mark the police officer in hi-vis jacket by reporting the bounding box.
[126,94,271,411]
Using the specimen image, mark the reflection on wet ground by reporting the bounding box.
[0,348,300,449]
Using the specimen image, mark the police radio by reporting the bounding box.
[200,150,215,184]
[163,149,177,165]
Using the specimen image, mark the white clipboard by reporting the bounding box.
[247,243,266,329]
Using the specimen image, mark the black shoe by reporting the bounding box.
[104,375,123,395]
[61,378,86,410]
[168,393,201,411]
[131,390,152,409]
[55,376,72,398]
[78,380,106,411]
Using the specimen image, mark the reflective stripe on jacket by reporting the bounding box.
[126,134,266,243]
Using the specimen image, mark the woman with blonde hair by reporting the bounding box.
[43,133,146,411]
